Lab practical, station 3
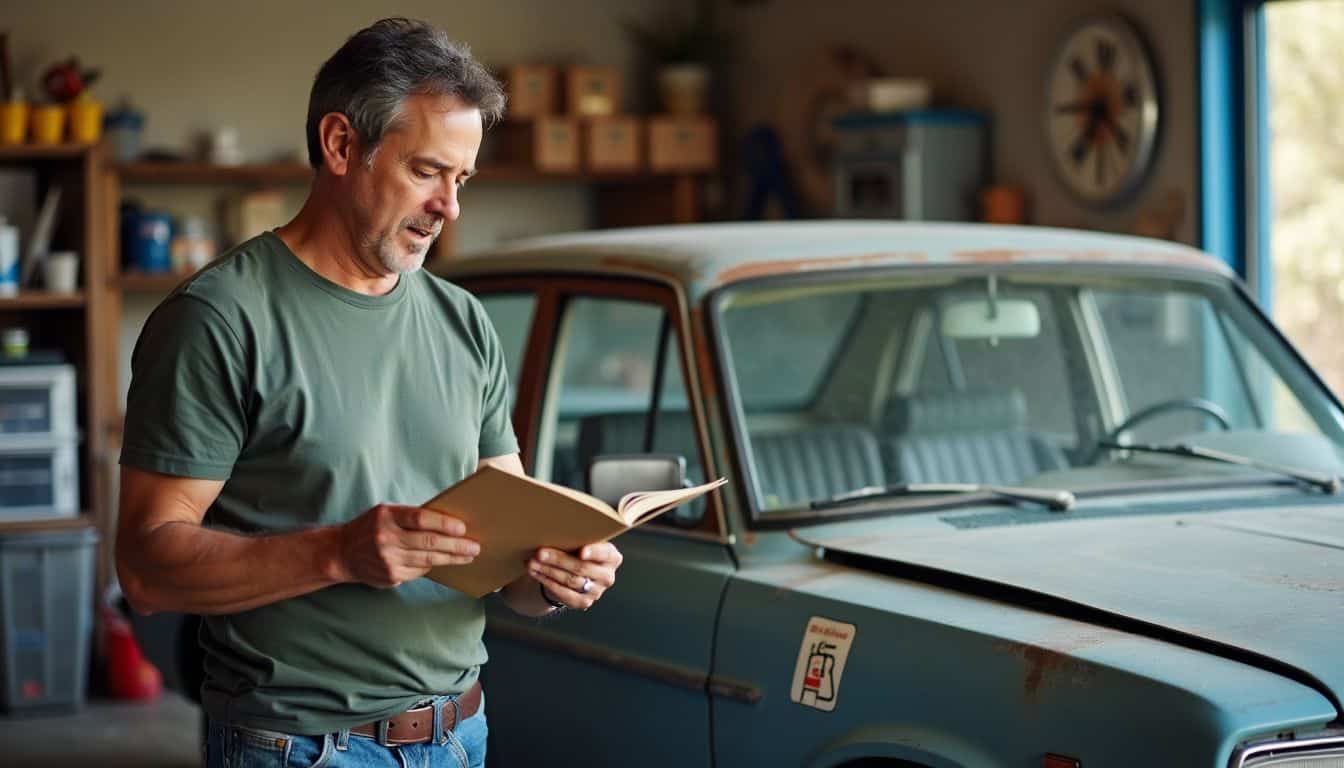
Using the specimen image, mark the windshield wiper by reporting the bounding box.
[1099,441,1343,494]
[810,482,1077,512]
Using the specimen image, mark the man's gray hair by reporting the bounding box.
[306,18,506,169]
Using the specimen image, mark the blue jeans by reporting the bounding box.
[205,694,487,768]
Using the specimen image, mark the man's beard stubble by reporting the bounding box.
[370,217,439,275]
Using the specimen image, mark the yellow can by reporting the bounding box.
[0,102,28,145]
[68,97,103,144]
[30,105,67,145]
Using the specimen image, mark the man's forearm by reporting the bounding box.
[118,521,347,616]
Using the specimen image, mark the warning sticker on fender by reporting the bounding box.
[789,616,856,712]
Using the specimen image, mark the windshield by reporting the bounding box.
[713,268,1344,515]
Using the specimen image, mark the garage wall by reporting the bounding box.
[6,0,668,401]
[725,0,1197,244]
[7,0,670,166]
[8,0,1198,240]
[4,0,1197,404]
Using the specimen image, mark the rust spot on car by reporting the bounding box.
[959,249,1021,263]
[597,256,684,282]
[779,567,842,591]
[1020,645,1061,699]
[689,308,718,400]
[752,563,843,599]
[1268,574,1344,593]
[956,248,1220,271]
[995,632,1109,704]
[714,252,922,284]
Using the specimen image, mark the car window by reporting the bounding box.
[477,293,537,411]
[1221,314,1320,435]
[1094,288,1278,441]
[915,288,1077,444]
[541,297,701,522]
[719,292,862,411]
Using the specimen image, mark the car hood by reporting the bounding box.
[792,501,1344,710]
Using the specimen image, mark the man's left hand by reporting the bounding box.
[527,542,622,611]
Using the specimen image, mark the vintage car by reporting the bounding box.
[436,221,1344,768]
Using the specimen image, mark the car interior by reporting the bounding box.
[511,270,1337,521]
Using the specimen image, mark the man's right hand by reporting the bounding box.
[335,504,480,588]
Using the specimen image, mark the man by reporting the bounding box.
[115,18,622,768]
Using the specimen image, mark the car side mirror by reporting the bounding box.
[587,453,704,528]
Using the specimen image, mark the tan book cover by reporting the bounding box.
[422,466,727,598]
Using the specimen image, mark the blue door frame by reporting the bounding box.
[1199,0,1272,308]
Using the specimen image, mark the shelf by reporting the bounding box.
[117,271,190,292]
[0,292,86,309]
[114,160,700,186]
[0,143,96,160]
[480,164,702,184]
[117,161,314,185]
[0,514,95,534]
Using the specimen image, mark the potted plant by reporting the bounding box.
[623,0,721,115]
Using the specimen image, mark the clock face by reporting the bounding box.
[1045,16,1160,205]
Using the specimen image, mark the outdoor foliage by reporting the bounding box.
[1269,0,1344,393]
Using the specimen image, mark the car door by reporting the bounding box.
[468,276,736,767]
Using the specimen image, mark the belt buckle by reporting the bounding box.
[376,719,393,747]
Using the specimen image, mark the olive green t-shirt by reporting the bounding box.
[120,232,518,734]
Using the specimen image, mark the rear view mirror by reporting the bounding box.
[587,454,703,528]
[587,454,686,507]
[941,297,1041,341]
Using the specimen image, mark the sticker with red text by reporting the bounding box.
[790,616,856,712]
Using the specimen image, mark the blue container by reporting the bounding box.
[104,107,145,163]
[130,212,173,273]
[0,522,97,714]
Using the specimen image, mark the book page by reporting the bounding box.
[617,477,728,525]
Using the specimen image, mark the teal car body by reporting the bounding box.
[437,222,1344,767]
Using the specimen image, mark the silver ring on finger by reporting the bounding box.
[580,577,592,594]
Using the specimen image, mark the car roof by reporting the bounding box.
[439,221,1232,299]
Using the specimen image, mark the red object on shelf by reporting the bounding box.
[98,605,162,701]
[41,57,100,102]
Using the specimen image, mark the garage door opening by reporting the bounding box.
[1267,0,1344,393]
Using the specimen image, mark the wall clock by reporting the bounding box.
[1045,15,1160,205]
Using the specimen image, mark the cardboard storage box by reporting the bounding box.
[533,117,580,172]
[566,66,621,117]
[505,65,557,118]
[485,117,580,173]
[584,117,641,173]
[648,117,717,172]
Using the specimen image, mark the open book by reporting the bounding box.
[422,466,727,598]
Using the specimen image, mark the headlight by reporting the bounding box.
[1233,735,1344,767]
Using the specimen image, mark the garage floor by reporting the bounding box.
[0,691,201,768]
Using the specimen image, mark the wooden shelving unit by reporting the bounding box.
[116,271,189,293]
[107,159,704,283]
[0,143,98,159]
[115,159,698,186]
[0,143,117,594]
[116,160,314,185]
[0,292,87,309]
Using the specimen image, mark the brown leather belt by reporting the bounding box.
[350,681,482,745]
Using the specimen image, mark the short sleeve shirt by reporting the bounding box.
[120,232,518,734]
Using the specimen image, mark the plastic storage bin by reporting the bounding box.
[0,365,77,441]
[0,438,79,521]
[0,519,96,714]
